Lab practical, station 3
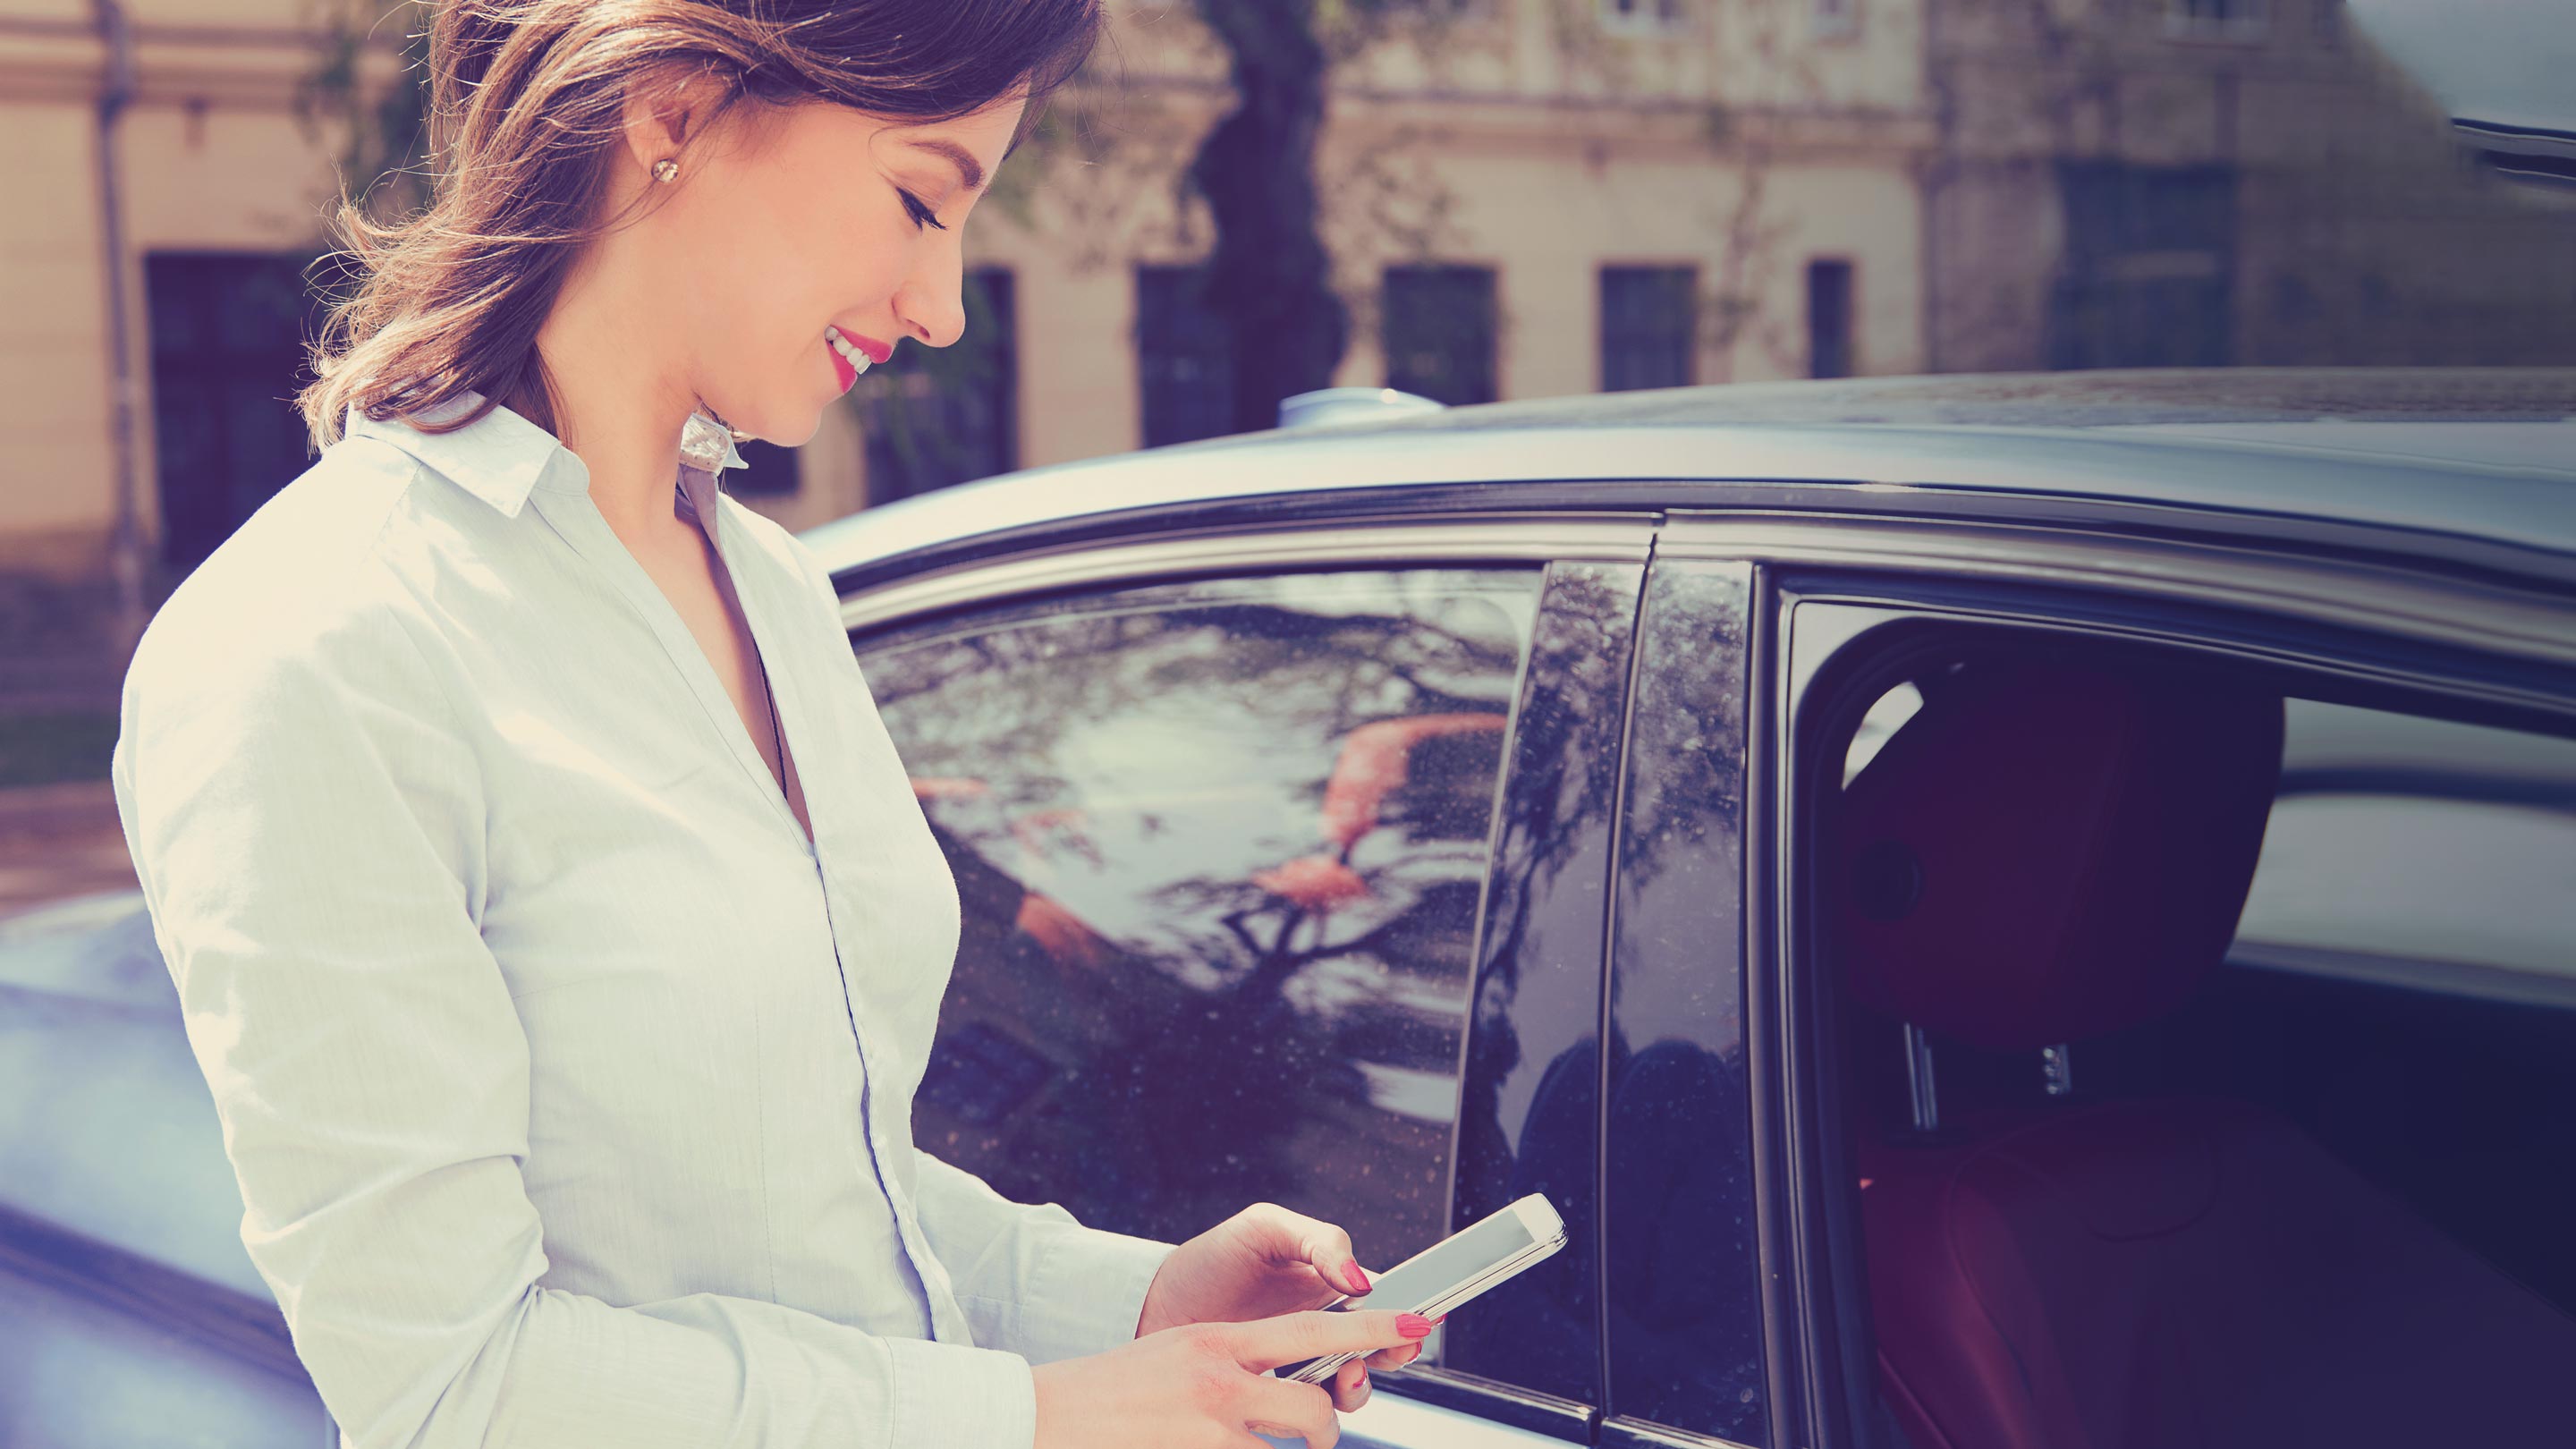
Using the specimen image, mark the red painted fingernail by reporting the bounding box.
[1429,1314,1447,1325]
[1398,1314,1435,1338]
[1343,1261,1371,1294]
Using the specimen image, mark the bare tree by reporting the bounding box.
[1185,0,1360,432]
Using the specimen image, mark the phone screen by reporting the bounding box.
[1332,1205,1543,1317]
[1271,1195,1561,1383]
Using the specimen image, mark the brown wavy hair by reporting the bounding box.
[297,0,1099,449]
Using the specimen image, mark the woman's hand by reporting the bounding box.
[1034,1309,1435,1449]
[1133,1202,1428,1410]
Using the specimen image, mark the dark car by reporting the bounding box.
[9,369,2574,1448]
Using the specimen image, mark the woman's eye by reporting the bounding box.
[896,188,948,233]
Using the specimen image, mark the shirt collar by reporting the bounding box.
[343,389,749,519]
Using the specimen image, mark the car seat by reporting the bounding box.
[1830,657,2574,1449]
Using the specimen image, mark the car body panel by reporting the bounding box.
[804,373,2576,599]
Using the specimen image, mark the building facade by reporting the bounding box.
[1922,0,2576,372]
[0,0,1930,589]
[4,0,2567,603]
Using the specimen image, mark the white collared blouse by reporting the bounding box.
[109,390,1172,1449]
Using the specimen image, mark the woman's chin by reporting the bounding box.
[724,402,821,451]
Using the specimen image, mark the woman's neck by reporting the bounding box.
[531,250,701,541]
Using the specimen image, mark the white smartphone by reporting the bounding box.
[1273,1192,1566,1385]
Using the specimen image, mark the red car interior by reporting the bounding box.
[1831,657,2575,1449]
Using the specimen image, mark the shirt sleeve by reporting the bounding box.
[912,1152,1177,1365]
[112,606,1041,1449]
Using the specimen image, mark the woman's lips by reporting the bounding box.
[826,343,857,393]
[826,324,894,366]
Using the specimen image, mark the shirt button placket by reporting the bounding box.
[810,860,956,1341]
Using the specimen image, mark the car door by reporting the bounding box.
[839,515,1657,1448]
[1733,515,2576,1449]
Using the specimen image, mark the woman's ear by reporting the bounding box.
[618,62,725,177]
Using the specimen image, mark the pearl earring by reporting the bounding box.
[651,157,680,183]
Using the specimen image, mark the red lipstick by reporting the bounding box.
[838,330,894,365]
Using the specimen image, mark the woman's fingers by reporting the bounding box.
[1245,1203,1371,1298]
[1326,1356,1373,1413]
[1360,1340,1424,1371]
[1221,1309,1433,1373]
[1242,1373,1342,1448]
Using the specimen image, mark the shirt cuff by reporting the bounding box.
[1013,1225,1178,1366]
[885,1335,1038,1449]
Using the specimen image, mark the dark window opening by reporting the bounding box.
[724,439,801,497]
[2048,162,2238,369]
[1384,265,1500,407]
[1136,265,1234,447]
[144,251,326,574]
[1806,258,1857,379]
[1806,627,2576,1448]
[858,267,1017,502]
[1600,266,1699,392]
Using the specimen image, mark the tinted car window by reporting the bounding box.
[1809,636,2576,1449]
[859,569,1539,1266]
[2233,699,2576,986]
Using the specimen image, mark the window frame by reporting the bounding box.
[1670,507,2576,1449]
[838,512,1660,1440]
[1595,557,1772,1449]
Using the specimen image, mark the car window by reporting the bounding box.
[1805,630,2576,1449]
[857,569,1540,1267]
[2232,699,2576,990]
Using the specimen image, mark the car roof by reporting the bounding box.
[799,369,2576,594]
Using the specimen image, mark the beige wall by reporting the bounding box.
[0,4,356,576]
[0,0,1931,573]
[0,93,111,572]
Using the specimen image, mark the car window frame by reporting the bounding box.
[1593,556,1774,1449]
[835,511,1660,1444]
[1704,511,2576,1449]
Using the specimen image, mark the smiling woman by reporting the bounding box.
[111,3,1438,1449]
[297,0,1089,462]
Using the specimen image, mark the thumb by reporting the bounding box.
[1247,1206,1371,1298]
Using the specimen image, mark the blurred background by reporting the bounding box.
[0,0,2572,911]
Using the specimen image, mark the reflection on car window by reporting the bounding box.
[2233,699,2576,991]
[860,570,1539,1262]
[1842,679,1922,787]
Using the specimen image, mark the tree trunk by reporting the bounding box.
[1190,0,1349,434]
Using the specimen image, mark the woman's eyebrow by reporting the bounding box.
[901,138,986,192]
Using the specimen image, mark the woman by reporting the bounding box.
[107,1,1428,1445]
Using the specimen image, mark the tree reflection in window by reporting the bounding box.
[862,570,1539,1261]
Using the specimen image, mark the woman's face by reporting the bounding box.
[629,85,1028,448]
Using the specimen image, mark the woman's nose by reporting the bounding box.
[892,255,967,351]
